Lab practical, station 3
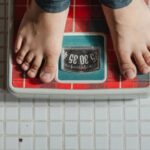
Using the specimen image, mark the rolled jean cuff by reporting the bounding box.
[100,0,132,9]
[35,0,70,13]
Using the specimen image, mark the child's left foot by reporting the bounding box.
[102,0,150,79]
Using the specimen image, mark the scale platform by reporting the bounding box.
[7,0,150,99]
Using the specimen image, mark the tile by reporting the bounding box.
[95,106,108,120]
[6,121,18,135]
[80,106,93,121]
[80,136,94,149]
[141,137,150,150]
[110,107,123,121]
[125,122,138,135]
[110,122,123,135]
[35,107,47,121]
[20,122,33,135]
[140,97,150,105]
[65,106,78,121]
[110,136,123,150]
[50,107,63,121]
[65,121,78,135]
[140,107,150,120]
[141,122,150,135]
[65,136,78,149]
[96,136,109,149]
[20,106,32,120]
[0,137,4,150]
[35,122,48,135]
[6,107,18,120]
[50,122,63,135]
[80,121,93,135]
[0,107,4,120]
[96,122,108,135]
[35,137,48,150]
[50,136,62,149]
[20,137,33,150]
[126,136,139,150]
[0,122,3,135]
[125,107,138,120]
[6,137,19,150]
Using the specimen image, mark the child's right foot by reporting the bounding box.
[15,0,69,83]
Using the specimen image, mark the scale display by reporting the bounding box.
[57,34,107,83]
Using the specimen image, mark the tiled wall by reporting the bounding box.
[1,0,150,150]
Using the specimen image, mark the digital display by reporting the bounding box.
[61,47,100,72]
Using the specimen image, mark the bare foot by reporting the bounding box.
[102,0,150,79]
[15,0,69,83]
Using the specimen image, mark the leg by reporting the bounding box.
[102,0,150,79]
[15,0,70,83]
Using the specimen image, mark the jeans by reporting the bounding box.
[35,0,132,12]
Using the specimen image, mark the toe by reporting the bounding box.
[22,52,35,71]
[27,56,42,78]
[116,50,137,79]
[16,46,29,65]
[143,51,150,66]
[40,53,59,83]
[15,34,23,53]
[134,52,150,74]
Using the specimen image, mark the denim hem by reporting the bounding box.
[35,0,70,13]
[100,0,132,9]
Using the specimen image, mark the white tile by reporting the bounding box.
[20,122,33,135]
[50,107,63,121]
[95,107,108,120]
[141,122,150,135]
[140,97,150,105]
[6,137,19,150]
[35,137,48,150]
[125,122,138,135]
[35,107,47,121]
[125,99,138,106]
[50,122,63,135]
[126,136,139,149]
[80,106,93,121]
[65,121,78,135]
[110,122,123,135]
[110,136,123,150]
[80,122,93,135]
[50,136,62,149]
[65,107,78,121]
[65,136,78,149]
[0,107,4,120]
[35,122,48,135]
[0,137,4,149]
[20,137,33,150]
[80,136,94,149]
[6,107,18,120]
[141,137,150,150]
[20,107,32,120]
[96,136,109,149]
[6,121,18,135]
[96,122,108,135]
[110,107,123,121]
[125,107,138,120]
[0,122,3,135]
[140,107,150,120]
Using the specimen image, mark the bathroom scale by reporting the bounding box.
[7,0,150,99]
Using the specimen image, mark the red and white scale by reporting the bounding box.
[7,0,150,99]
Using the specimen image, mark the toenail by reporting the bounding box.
[28,71,35,78]
[16,59,22,64]
[22,64,29,71]
[124,69,135,79]
[40,72,52,82]
[142,66,149,73]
